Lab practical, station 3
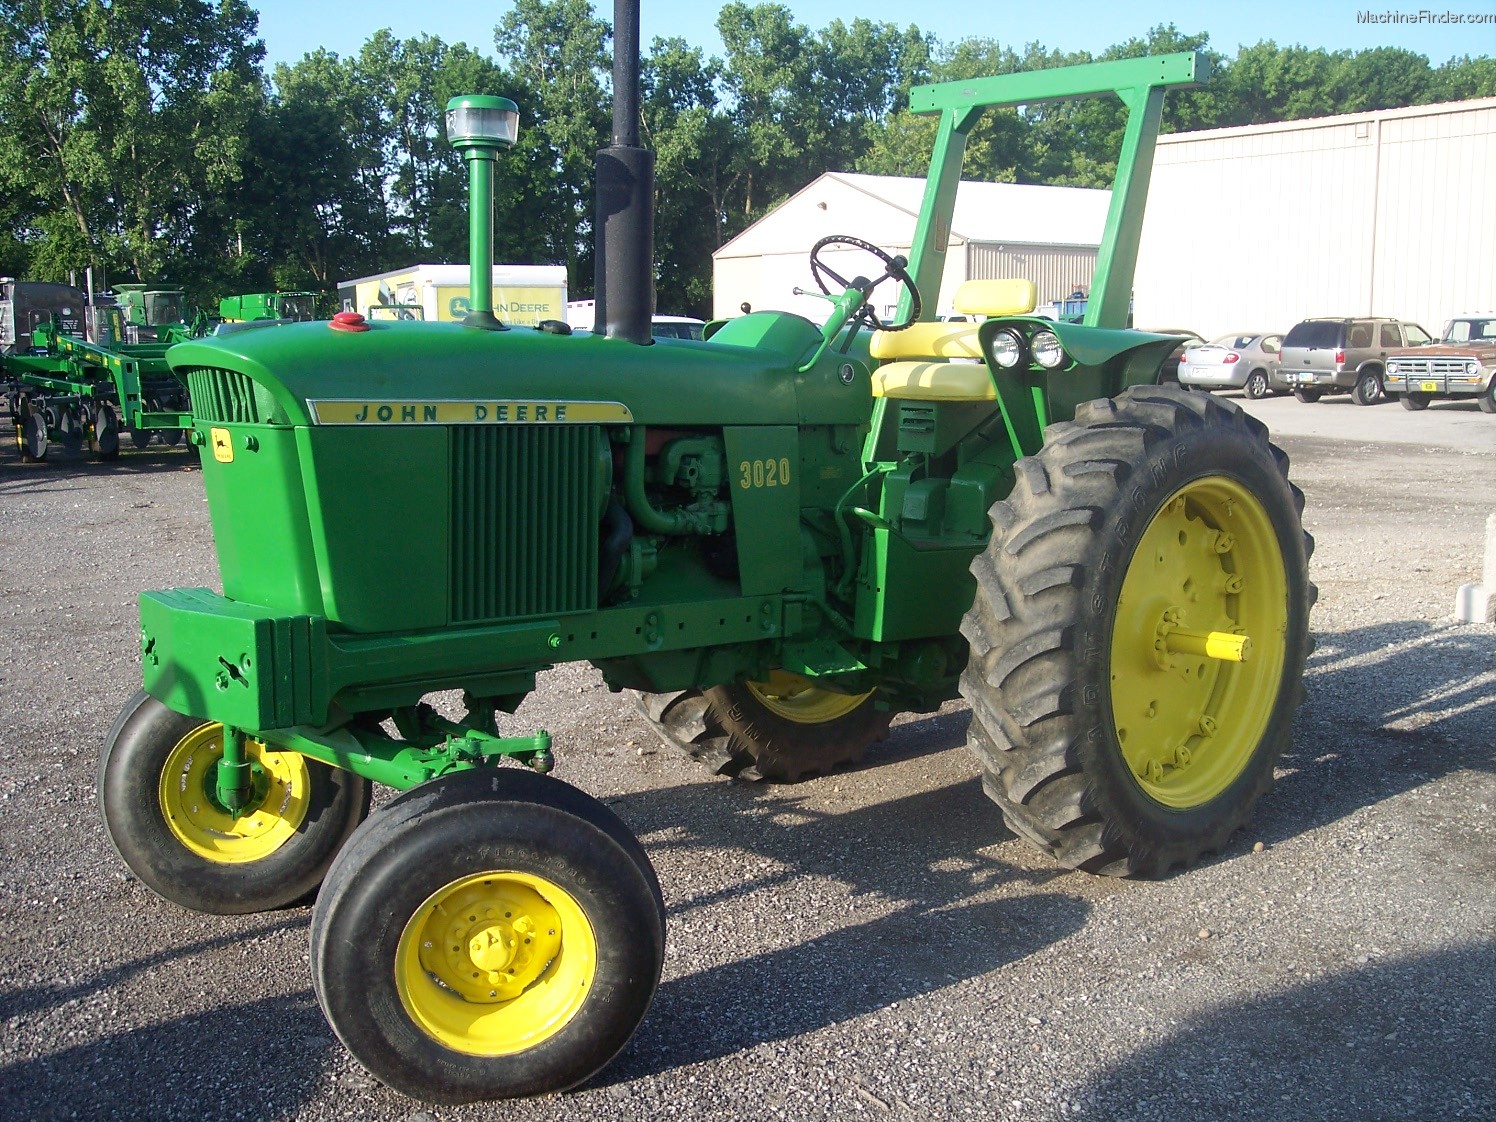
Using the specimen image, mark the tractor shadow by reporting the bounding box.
[0,915,309,1024]
[0,990,334,1122]
[1070,941,1496,1122]
[597,769,1087,1081]
[1261,617,1495,845]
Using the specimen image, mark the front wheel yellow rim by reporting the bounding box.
[157,724,311,863]
[1110,476,1288,809]
[396,871,597,1056]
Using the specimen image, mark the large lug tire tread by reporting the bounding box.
[309,768,665,1104]
[630,682,891,782]
[98,690,372,913]
[959,386,1315,877]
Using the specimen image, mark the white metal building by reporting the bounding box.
[1134,98,1496,339]
[711,173,1110,321]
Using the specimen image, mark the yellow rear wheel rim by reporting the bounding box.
[1110,476,1288,808]
[157,724,311,863]
[396,871,596,1056]
[746,671,873,724]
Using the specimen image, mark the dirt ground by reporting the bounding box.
[0,391,1491,1122]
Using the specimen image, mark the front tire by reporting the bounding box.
[310,768,665,1104]
[959,386,1314,876]
[632,674,891,781]
[1351,369,1385,406]
[1292,388,1321,403]
[1478,382,1496,414]
[98,691,371,913]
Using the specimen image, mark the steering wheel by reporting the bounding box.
[808,235,921,332]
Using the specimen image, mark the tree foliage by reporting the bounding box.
[0,2,1488,315]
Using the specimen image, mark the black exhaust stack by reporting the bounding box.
[593,0,654,345]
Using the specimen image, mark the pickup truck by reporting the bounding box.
[1384,313,1496,412]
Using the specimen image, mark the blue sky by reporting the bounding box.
[252,0,1494,70]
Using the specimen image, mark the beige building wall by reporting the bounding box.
[966,243,1099,307]
[1135,99,1496,339]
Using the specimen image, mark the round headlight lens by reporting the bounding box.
[1031,330,1065,369]
[1468,361,1480,376]
[989,328,1023,368]
[1386,362,1399,374]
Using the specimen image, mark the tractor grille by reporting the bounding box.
[185,367,261,424]
[450,426,601,623]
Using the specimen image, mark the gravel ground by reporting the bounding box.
[0,393,1492,1122]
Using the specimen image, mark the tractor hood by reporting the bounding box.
[166,314,851,429]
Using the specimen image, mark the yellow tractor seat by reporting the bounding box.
[869,278,1038,400]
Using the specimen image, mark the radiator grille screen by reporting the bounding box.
[450,426,601,622]
[185,367,261,424]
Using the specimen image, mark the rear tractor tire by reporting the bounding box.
[98,691,372,913]
[959,385,1314,876]
[310,768,665,1103]
[632,674,891,781]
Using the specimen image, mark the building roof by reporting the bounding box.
[715,172,1111,259]
[1155,95,1496,146]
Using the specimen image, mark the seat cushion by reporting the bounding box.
[869,322,983,361]
[872,361,996,401]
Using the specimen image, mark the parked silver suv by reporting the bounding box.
[1273,317,1433,405]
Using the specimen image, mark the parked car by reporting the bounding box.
[1141,329,1205,382]
[1273,317,1433,404]
[1178,332,1283,398]
[651,315,706,340]
[1383,313,1496,412]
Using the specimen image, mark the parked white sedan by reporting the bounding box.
[1178,333,1283,398]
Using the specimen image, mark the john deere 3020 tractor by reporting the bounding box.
[99,3,1313,1103]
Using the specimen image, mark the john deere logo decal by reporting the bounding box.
[308,400,634,425]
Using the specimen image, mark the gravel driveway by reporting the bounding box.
[1,392,1491,1122]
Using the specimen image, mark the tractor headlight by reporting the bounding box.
[1031,330,1066,369]
[989,328,1023,368]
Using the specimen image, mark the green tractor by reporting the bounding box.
[98,7,1313,1105]
[218,290,319,323]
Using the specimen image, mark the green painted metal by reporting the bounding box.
[126,54,1210,812]
[901,52,1207,325]
[219,292,318,322]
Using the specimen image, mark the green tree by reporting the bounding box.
[0,0,264,295]
[495,0,610,284]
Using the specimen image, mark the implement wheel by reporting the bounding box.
[310,768,665,1104]
[90,402,121,459]
[960,386,1314,876]
[632,673,890,781]
[20,407,48,461]
[98,691,371,913]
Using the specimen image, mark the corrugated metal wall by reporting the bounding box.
[966,243,1099,307]
[1135,99,1496,339]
